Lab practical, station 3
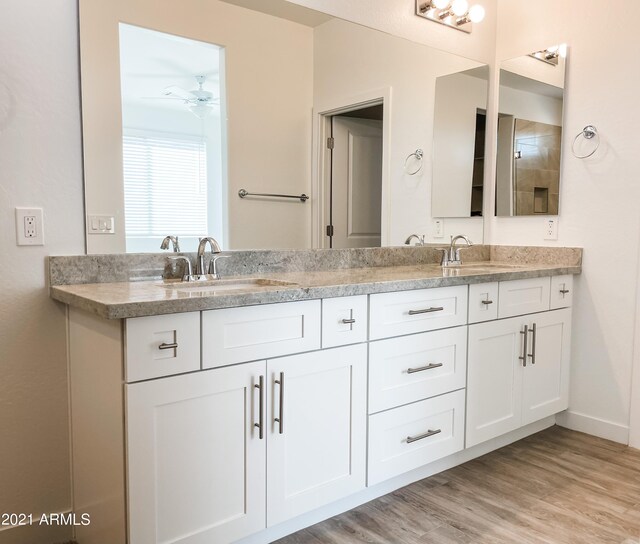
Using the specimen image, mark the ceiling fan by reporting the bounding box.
[146,75,219,119]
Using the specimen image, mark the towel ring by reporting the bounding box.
[572,125,600,159]
[404,149,424,175]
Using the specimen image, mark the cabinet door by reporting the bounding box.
[266,344,367,527]
[127,362,266,544]
[522,308,572,425]
[466,316,526,448]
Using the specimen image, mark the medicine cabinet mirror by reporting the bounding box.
[495,46,567,217]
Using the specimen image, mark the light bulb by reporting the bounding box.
[558,43,568,58]
[451,0,469,16]
[468,4,485,23]
[433,0,450,8]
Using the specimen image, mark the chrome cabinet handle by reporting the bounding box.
[341,318,356,324]
[560,289,570,295]
[407,428,441,444]
[481,300,494,305]
[528,323,537,365]
[158,342,178,350]
[274,372,285,434]
[407,362,443,374]
[254,375,264,440]
[408,307,444,315]
[519,325,529,367]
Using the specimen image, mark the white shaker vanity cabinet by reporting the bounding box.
[63,274,576,544]
[466,276,573,448]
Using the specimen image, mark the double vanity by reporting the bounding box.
[50,246,580,544]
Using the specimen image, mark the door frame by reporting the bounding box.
[311,88,392,249]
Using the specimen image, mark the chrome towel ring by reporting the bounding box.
[572,125,600,159]
[404,149,424,175]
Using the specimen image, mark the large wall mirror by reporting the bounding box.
[495,46,567,217]
[79,0,488,254]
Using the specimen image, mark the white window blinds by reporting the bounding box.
[122,132,208,238]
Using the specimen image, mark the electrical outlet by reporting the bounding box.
[433,219,444,239]
[15,207,44,246]
[544,218,558,240]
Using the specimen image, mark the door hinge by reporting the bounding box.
[326,225,334,237]
[327,137,335,150]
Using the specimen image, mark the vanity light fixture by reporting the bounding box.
[416,0,486,33]
[529,44,568,66]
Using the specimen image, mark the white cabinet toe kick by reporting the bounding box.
[67,275,574,544]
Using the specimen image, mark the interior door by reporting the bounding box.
[266,344,367,526]
[466,316,526,447]
[330,116,382,248]
[126,362,266,544]
[522,308,571,425]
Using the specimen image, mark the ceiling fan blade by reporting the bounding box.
[163,86,194,100]
[141,96,185,100]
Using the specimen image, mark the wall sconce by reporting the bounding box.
[415,0,486,34]
[529,44,568,66]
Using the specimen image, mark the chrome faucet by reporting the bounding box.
[160,235,180,252]
[405,234,426,246]
[196,236,222,275]
[439,235,473,267]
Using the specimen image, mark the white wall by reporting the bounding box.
[498,86,563,126]
[314,19,485,245]
[488,0,640,443]
[82,0,314,252]
[0,1,85,542]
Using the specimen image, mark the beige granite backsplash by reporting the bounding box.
[48,245,581,286]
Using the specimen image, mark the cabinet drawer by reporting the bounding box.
[369,286,468,340]
[550,275,573,310]
[202,300,321,368]
[322,295,368,348]
[125,312,200,383]
[498,277,550,318]
[368,389,465,485]
[369,327,467,413]
[469,282,499,324]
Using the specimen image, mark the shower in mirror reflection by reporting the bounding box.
[119,24,227,253]
[495,45,567,217]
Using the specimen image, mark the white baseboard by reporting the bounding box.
[236,417,556,544]
[556,410,629,444]
[0,514,72,544]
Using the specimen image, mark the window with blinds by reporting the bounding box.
[122,132,208,242]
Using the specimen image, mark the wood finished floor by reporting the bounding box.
[275,426,640,544]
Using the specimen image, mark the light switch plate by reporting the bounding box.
[15,207,44,246]
[87,215,115,235]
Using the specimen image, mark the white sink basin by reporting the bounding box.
[163,277,298,294]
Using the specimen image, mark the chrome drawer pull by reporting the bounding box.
[407,428,442,444]
[341,318,356,324]
[408,307,444,315]
[274,372,285,435]
[560,289,570,295]
[158,342,178,350]
[519,325,529,367]
[407,362,443,374]
[481,300,494,305]
[528,323,537,365]
[254,376,264,440]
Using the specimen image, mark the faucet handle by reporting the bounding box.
[208,255,230,278]
[168,256,194,281]
[435,247,450,266]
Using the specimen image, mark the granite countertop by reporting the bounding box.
[50,261,581,319]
